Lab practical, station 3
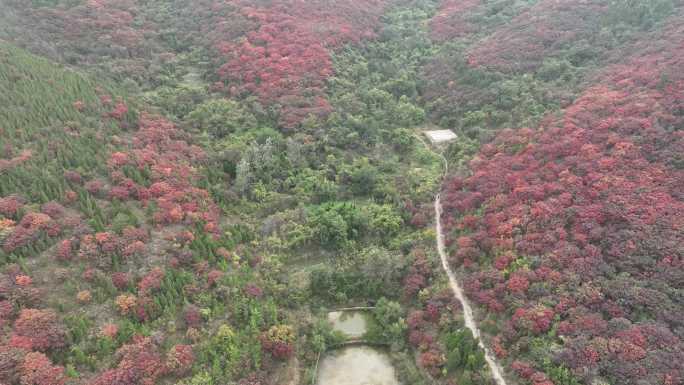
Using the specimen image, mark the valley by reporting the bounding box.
[0,1,682,385]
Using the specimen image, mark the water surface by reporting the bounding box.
[316,346,400,385]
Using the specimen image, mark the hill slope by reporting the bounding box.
[441,9,684,385]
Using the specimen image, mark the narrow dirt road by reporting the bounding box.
[434,194,508,385]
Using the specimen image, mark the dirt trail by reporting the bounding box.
[434,195,508,385]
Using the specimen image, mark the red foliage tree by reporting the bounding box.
[11,309,66,351]
[244,283,263,298]
[260,325,295,360]
[109,101,129,120]
[89,336,166,385]
[0,195,24,218]
[206,269,223,287]
[183,304,202,329]
[111,272,131,290]
[3,212,60,253]
[20,352,66,385]
[32,0,145,61]
[39,202,64,219]
[166,344,194,376]
[430,0,482,42]
[419,349,444,377]
[55,239,74,262]
[137,267,164,295]
[506,272,529,294]
[0,346,26,384]
[511,360,534,380]
[512,306,554,335]
[403,250,431,298]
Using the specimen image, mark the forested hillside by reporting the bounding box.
[438,2,684,385]
[0,1,681,385]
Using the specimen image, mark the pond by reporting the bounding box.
[327,311,367,339]
[316,346,401,385]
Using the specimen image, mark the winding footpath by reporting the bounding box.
[411,132,508,384]
[434,194,508,385]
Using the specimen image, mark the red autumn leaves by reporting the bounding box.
[429,0,482,42]
[90,336,193,385]
[214,0,387,129]
[441,12,684,385]
[465,0,610,72]
[105,114,220,233]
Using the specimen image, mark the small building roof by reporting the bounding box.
[424,129,457,144]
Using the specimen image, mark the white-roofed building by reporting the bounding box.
[424,129,457,144]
